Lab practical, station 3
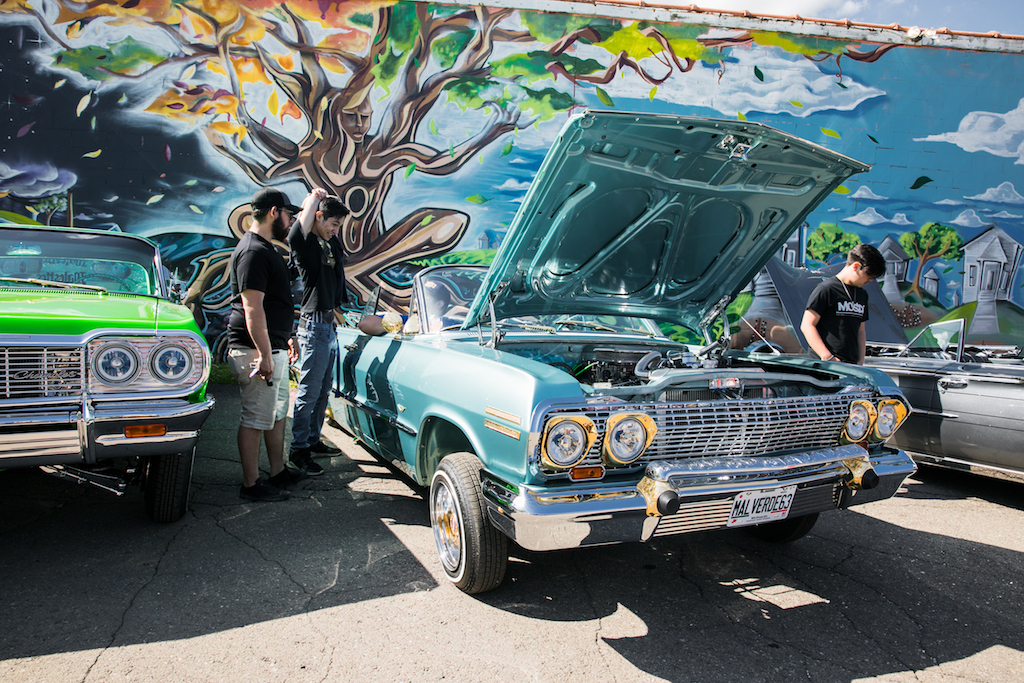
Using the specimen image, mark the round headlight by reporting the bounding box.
[844,401,875,442]
[151,343,194,383]
[542,417,594,469]
[604,413,656,465]
[874,399,908,439]
[93,343,140,384]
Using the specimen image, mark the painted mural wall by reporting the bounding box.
[1,0,1022,353]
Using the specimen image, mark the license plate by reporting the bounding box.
[727,485,796,527]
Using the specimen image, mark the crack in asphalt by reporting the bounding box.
[82,515,192,683]
[569,549,625,683]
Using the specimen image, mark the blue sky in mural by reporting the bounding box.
[699,1,1024,35]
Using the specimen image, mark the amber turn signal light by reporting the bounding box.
[124,424,167,438]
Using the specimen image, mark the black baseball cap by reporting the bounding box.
[251,187,300,214]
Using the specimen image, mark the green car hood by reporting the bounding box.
[0,289,195,336]
[463,110,870,332]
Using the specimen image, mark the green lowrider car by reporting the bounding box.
[331,110,918,594]
[0,224,214,522]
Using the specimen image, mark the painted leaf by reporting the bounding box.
[185,179,198,186]
[821,128,841,139]
[76,93,91,117]
[868,134,879,144]
[54,38,166,82]
[737,112,747,121]
[314,130,323,140]
[213,187,225,193]
[833,185,851,194]
[429,120,438,135]
[90,116,96,130]
[754,66,764,81]
[596,87,614,107]
[789,100,804,108]
[13,94,42,107]
[501,140,513,156]
[837,82,848,89]
[16,122,34,138]
[54,79,66,89]
[163,144,171,162]
[465,194,490,204]
[448,143,455,158]
[82,149,102,158]
[911,176,933,190]
[268,89,279,116]
[189,205,203,214]
[420,214,435,227]
[404,164,416,178]
[146,194,164,205]
[649,86,657,102]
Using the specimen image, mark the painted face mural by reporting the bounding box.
[0,1,1022,356]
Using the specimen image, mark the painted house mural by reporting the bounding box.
[1,0,1022,353]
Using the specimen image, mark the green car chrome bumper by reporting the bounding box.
[0,396,215,467]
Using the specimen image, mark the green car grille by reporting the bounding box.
[1,346,84,401]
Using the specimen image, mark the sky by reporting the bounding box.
[670,1,1024,36]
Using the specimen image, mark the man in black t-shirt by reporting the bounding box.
[287,190,350,474]
[801,243,886,365]
[227,187,304,502]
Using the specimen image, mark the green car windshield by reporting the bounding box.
[419,266,664,337]
[0,227,156,295]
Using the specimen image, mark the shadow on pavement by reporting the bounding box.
[0,384,436,661]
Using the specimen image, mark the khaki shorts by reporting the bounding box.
[228,348,290,430]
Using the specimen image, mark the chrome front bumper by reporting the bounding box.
[0,397,216,467]
[482,445,917,552]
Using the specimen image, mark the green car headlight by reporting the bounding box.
[874,399,909,439]
[603,413,657,465]
[541,415,596,469]
[843,400,877,443]
[93,343,141,384]
[150,343,194,383]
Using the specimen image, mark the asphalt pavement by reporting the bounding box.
[1,382,1022,682]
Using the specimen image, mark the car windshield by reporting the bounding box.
[0,227,157,295]
[900,319,964,360]
[418,266,664,337]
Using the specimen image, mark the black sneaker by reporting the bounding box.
[268,465,307,489]
[309,440,342,456]
[240,478,290,502]
[291,449,325,477]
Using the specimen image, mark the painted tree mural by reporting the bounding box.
[806,223,862,265]
[0,0,898,310]
[899,222,964,300]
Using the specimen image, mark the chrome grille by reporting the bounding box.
[1,346,84,401]
[539,392,869,473]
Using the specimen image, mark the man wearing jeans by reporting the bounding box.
[288,189,350,474]
[227,187,303,502]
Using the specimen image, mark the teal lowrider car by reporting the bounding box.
[330,111,917,593]
[0,224,214,522]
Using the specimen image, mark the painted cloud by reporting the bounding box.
[950,209,987,228]
[843,207,889,226]
[572,44,884,118]
[965,181,1024,204]
[849,186,887,200]
[0,160,78,198]
[915,97,1024,164]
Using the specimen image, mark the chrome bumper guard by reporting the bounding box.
[0,397,216,467]
[482,445,917,552]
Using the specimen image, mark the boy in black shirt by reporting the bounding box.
[288,190,350,474]
[801,244,886,365]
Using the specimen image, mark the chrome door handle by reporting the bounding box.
[938,377,968,391]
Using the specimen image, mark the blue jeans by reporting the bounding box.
[290,320,337,454]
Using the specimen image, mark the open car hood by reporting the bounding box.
[463,110,870,333]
